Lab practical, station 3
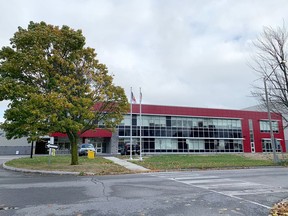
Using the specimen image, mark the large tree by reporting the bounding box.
[0,21,129,165]
[251,24,288,124]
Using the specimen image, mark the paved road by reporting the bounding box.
[147,168,288,210]
[0,155,25,165]
[1,157,288,215]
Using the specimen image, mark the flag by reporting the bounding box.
[131,91,136,103]
[140,90,142,103]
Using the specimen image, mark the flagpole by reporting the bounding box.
[139,87,143,161]
[130,87,133,160]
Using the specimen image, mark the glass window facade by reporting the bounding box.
[259,120,279,133]
[262,139,281,152]
[118,115,243,153]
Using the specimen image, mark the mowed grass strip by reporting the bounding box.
[5,155,132,175]
[132,154,275,170]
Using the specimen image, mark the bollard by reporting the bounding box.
[87,150,95,159]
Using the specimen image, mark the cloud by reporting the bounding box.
[1,0,288,121]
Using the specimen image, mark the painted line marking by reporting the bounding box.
[179,178,234,184]
[148,173,283,209]
[199,182,262,189]
[225,188,288,196]
[209,189,271,209]
[172,176,219,180]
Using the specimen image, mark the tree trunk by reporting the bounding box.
[30,141,34,159]
[67,131,79,165]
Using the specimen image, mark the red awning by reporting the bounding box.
[51,128,112,138]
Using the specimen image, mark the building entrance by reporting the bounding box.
[96,143,102,153]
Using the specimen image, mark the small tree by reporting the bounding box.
[0,21,129,165]
[251,24,288,124]
[1,98,50,158]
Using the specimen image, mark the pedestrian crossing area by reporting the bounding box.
[145,172,288,197]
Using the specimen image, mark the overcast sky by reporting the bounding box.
[1,0,288,122]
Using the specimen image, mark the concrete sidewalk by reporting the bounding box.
[104,157,150,172]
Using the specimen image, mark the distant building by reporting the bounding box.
[0,130,31,155]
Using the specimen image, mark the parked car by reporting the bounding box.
[121,143,140,155]
[78,144,96,156]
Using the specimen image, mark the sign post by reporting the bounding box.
[46,138,58,165]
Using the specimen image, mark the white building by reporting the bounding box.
[0,130,31,155]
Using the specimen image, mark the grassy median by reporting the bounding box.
[5,154,286,175]
[5,155,132,175]
[131,154,277,171]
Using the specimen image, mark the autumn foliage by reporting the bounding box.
[0,21,129,165]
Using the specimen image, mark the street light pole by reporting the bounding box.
[263,77,279,163]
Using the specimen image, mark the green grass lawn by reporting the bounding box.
[5,155,132,175]
[4,154,283,175]
[131,154,276,170]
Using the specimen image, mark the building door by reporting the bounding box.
[35,140,48,154]
[96,143,102,153]
[248,119,255,153]
[251,142,255,153]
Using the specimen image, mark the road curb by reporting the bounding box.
[3,162,80,175]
